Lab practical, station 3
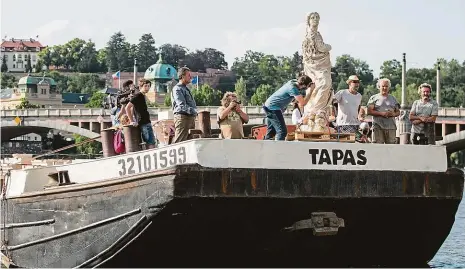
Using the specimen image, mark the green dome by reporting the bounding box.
[18,75,57,86]
[144,55,177,80]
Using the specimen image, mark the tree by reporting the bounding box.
[1,73,17,88]
[105,32,131,72]
[201,48,228,70]
[62,38,87,70]
[16,98,41,109]
[66,74,105,94]
[379,59,402,89]
[74,134,102,155]
[234,77,248,105]
[85,92,107,108]
[181,50,206,72]
[332,54,374,94]
[50,45,65,68]
[75,40,100,73]
[164,92,172,107]
[1,55,8,72]
[191,84,222,106]
[137,33,158,71]
[25,54,33,73]
[97,48,108,72]
[159,44,187,68]
[46,71,68,92]
[290,51,303,77]
[250,84,275,105]
[37,46,52,70]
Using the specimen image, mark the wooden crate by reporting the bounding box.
[295,131,355,143]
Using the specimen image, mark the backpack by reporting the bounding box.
[114,129,125,154]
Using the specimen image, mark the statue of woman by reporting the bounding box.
[302,12,333,132]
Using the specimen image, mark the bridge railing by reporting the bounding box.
[1,106,464,117]
[0,106,294,117]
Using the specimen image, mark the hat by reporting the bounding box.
[346,75,360,84]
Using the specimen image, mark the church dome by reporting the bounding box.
[144,55,177,80]
[18,75,57,86]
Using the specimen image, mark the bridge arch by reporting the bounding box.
[1,120,100,142]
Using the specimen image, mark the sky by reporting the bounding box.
[1,0,465,76]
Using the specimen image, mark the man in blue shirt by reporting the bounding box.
[264,75,314,140]
[172,67,198,143]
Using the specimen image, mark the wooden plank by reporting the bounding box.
[294,131,356,143]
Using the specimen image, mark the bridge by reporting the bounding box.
[2,107,465,143]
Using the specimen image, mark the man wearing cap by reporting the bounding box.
[333,75,366,134]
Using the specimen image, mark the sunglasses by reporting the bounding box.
[352,81,360,83]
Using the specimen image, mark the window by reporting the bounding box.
[8,142,12,147]
[16,142,20,147]
[18,54,22,60]
[32,55,36,61]
[4,55,7,60]
[13,64,15,68]
[36,47,40,52]
[13,55,16,61]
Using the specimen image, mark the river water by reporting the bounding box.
[429,189,465,268]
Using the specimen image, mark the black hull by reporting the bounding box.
[3,165,464,268]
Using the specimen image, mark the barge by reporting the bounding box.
[0,134,463,268]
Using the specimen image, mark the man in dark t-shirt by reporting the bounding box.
[126,79,156,148]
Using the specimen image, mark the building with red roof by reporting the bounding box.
[1,37,46,73]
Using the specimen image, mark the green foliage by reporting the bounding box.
[331,54,373,95]
[164,93,172,107]
[34,32,465,109]
[16,98,41,109]
[105,32,131,72]
[1,55,8,72]
[250,84,275,106]
[85,92,106,108]
[65,73,105,94]
[1,73,17,88]
[147,101,158,107]
[137,33,158,71]
[234,77,248,105]
[191,84,222,106]
[25,54,33,73]
[74,134,102,155]
[159,44,187,69]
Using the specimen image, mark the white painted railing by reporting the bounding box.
[0,106,294,118]
[0,106,464,118]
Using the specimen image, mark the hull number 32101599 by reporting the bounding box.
[117,146,187,176]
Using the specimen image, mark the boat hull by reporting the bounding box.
[3,165,464,268]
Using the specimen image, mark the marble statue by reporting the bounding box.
[302,12,333,132]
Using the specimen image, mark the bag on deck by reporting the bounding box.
[114,129,125,154]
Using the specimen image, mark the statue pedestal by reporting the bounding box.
[396,108,411,144]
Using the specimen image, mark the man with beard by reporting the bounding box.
[409,83,438,145]
[367,78,400,144]
[333,75,366,134]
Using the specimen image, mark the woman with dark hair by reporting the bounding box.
[291,99,303,125]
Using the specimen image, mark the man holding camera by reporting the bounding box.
[263,75,314,140]
[217,92,249,139]
[409,83,438,145]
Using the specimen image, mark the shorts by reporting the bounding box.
[140,123,156,145]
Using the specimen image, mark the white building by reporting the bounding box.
[1,38,45,72]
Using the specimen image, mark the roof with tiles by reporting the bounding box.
[1,38,45,51]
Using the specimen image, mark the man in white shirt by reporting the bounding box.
[333,75,365,133]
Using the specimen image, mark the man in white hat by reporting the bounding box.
[332,75,366,134]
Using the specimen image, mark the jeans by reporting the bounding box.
[263,106,287,140]
[140,123,156,145]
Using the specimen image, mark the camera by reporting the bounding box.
[232,100,242,105]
